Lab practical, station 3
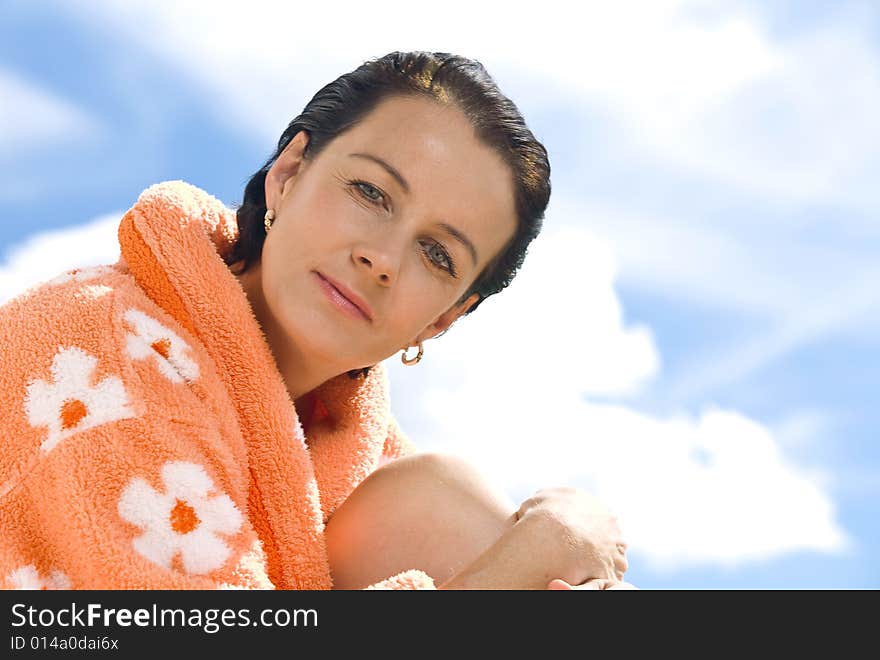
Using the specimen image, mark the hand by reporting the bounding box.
[515,486,628,585]
[548,578,639,590]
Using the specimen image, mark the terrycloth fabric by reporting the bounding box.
[0,180,435,590]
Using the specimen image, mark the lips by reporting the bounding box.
[316,272,373,321]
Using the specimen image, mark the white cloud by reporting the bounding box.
[66,0,880,213]
[386,226,848,570]
[0,68,102,152]
[550,193,880,394]
[0,213,121,305]
[665,269,880,401]
[51,2,770,148]
[681,21,880,212]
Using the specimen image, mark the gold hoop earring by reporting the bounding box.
[264,208,276,233]
[401,342,424,365]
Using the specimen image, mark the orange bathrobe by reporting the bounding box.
[0,180,435,590]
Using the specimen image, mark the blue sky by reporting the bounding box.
[1,0,877,588]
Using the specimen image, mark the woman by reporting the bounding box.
[0,51,629,589]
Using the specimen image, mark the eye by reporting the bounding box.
[421,240,457,277]
[351,180,386,205]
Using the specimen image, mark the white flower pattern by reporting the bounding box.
[124,309,199,383]
[117,461,243,575]
[7,565,71,590]
[25,347,135,453]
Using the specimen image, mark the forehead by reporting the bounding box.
[320,95,518,269]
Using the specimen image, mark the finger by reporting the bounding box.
[572,578,612,590]
[614,545,629,579]
[547,578,612,590]
[515,495,539,520]
[547,579,573,590]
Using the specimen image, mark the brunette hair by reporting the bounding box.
[227,51,551,377]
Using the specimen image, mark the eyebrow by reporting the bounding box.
[438,222,478,267]
[349,152,410,194]
[348,152,479,266]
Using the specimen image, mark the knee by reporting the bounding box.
[325,452,516,588]
[370,452,514,515]
[374,451,478,488]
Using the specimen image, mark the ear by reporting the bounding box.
[411,293,480,345]
[265,130,310,212]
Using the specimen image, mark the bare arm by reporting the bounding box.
[438,509,571,589]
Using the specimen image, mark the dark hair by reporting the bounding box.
[227,51,551,378]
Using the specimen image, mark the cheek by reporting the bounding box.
[382,294,451,347]
[258,252,295,321]
[265,194,344,268]
[302,182,364,235]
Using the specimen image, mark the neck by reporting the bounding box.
[234,261,340,406]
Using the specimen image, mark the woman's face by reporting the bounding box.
[258,94,518,372]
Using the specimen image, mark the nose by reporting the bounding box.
[353,242,399,286]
